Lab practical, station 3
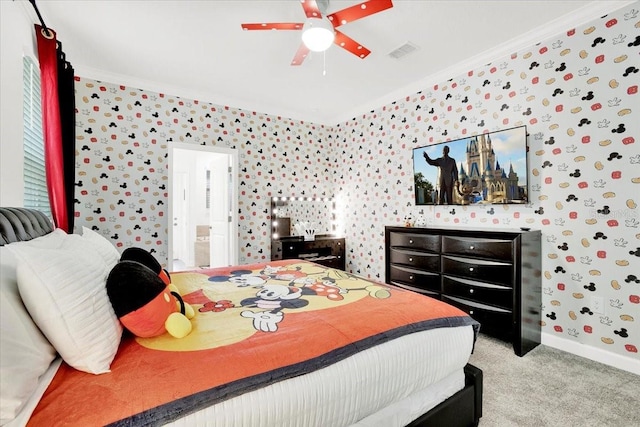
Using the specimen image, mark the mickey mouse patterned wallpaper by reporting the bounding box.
[74,4,638,364]
[331,5,639,363]
[74,93,333,264]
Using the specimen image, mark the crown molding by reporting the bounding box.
[68,0,638,127]
[74,64,330,126]
[328,0,636,125]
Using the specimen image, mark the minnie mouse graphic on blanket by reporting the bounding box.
[183,263,391,334]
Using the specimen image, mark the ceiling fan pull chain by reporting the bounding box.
[323,51,327,76]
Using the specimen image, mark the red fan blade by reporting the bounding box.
[299,0,323,19]
[327,0,393,28]
[334,30,371,59]
[291,43,311,66]
[241,23,304,31]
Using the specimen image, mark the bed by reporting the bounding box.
[0,207,482,427]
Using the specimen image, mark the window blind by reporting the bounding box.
[22,56,51,216]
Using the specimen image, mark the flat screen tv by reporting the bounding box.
[413,125,528,205]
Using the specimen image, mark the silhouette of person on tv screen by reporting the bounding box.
[423,145,458,205]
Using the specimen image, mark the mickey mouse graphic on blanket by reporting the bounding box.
[239,284,309,332]
[260,265,347,301]
[237,268,390,332]
[135,262,392,351]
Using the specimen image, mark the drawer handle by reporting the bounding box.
[409,275,414,280]
[469,289,474,294]
[469,245,475,250]
[469,267,474,272]
[409,257,413,262]
[409,239,414,244]
[289,246,294,250]
[469,310,474,315]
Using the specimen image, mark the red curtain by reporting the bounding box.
[57,45,76,232]
[35,24,75,232]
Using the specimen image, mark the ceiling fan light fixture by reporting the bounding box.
[301,17,335,52]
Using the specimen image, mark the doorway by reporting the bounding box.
[168,143,238,271]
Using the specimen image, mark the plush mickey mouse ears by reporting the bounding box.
[106,260,166,317]
[120,247,162,273]
[120,247,172,285]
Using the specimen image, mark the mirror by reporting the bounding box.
[271,196,335,240]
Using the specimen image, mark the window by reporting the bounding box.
[22,56,50,216]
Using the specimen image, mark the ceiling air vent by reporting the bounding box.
[388,41,419,59]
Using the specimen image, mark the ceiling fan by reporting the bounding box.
[241,0,394,66]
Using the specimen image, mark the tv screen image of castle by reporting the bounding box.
[413,126,528,205]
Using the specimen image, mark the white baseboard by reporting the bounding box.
[542,333,640,376]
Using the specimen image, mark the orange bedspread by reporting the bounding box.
[28,260,478,426]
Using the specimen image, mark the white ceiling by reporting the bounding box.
[27,1,631,125]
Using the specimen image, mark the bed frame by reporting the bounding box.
[409,364,483,427]
[0,207,54,245]
[0,207,483,427]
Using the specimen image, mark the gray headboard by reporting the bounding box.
[0,208,54,246]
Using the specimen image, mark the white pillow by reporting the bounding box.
[3,228,68,251]
[0,231,65,424]
[13,234,123,375]
[81,226,120,268]
[0,282,57,425]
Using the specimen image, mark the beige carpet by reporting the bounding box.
[468,334,640,427]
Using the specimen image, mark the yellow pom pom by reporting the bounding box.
[184,303,195,320]
[165,312,192,338]
[174,300,195,319]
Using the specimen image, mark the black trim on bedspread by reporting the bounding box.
[107,316,480,427]
[0,207,54,245]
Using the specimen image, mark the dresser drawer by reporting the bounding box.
[305,238,345,255]
[390,249,440,272]
[442,255,513,286]
[390,265,440,293]
[443,296,513,340]
[390,281,439,298]
[389,232,440,252]
[442,236,513,261]
[310,256,343,269]
[443,275,512,310]
[281,240,305,258]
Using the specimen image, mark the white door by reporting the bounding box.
[172,172,188,261]
[168,143,238,271]
[208,155,231,267]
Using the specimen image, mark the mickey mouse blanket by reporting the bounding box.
[28,260,479,426]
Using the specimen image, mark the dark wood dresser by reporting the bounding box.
[385,225,541,356]
[272,235,345,270]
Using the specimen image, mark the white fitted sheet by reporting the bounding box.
[167,324,474,427]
